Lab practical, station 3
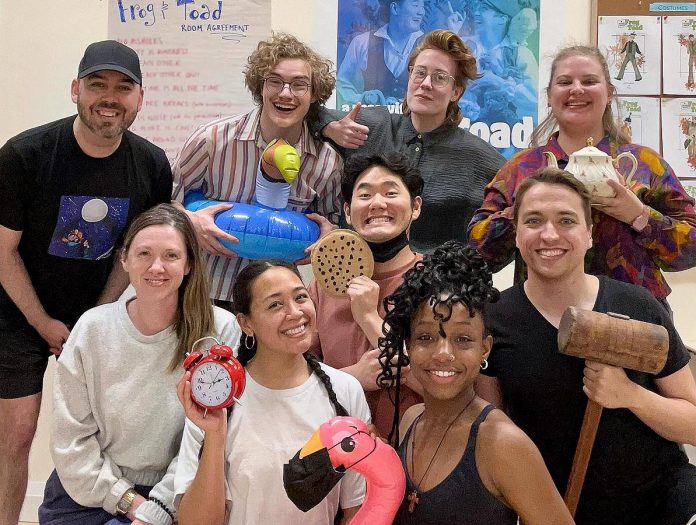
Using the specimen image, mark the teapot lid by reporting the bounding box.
[570,137,609,157]
[570,137,609,158]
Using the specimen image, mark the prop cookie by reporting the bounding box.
[311,229,374,297]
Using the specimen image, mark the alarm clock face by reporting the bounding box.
[190,361,233,408]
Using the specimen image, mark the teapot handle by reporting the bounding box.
[544,151,559,169]
[613,152,638,185]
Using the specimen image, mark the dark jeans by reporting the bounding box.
[39,469,153,525]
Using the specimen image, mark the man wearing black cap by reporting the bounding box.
[0,40,171,523]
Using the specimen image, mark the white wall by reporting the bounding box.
[0,1,108,142]
[1,0,694,521]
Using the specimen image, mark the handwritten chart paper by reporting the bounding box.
[108,0,271,161]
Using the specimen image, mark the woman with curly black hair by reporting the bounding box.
[378,240,572,524]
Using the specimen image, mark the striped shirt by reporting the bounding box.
[172,108,343,301]
[467,134,696,299]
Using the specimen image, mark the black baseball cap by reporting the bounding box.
[78,40,142,85]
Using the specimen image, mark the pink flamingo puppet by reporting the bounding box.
[285,416,405,525]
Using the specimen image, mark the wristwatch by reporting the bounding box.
[631,205,650,232]
[116,488,137,515]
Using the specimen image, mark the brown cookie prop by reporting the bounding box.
[311,229,374,297]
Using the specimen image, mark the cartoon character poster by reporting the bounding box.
[614,97,661,153]
[662,16,696,95]
[661,98,696,175]
[48,196,130,260]
[681,178,696,201]
[598,16,661,96]
[336,0,540,157]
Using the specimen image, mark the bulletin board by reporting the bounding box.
[593,0,654,22]
[594,0,696,184]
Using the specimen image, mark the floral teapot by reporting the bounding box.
[544,138,638,198]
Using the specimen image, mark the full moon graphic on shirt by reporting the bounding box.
[81,198,109,222]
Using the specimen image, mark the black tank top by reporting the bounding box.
[394,404,518,524]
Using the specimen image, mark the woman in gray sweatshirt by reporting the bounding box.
[39,204,241,525]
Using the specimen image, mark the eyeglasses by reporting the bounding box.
[408,66,456,88]
[263,76,311,97]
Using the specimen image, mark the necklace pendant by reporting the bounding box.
[407,490,419,513]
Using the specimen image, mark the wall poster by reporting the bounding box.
[681,177,696,200]
[335,0,541,157]
[661,97,696,176]
[108,0,271,161]
[598,15,661,95]
[662,15,696,96]
[615,96,661,153]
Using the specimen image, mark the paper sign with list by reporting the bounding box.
[108,0,271,161]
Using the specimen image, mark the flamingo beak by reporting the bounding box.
[284,431,345,513]
[299,429,324,458]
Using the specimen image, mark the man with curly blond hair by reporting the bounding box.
[172,33,342,308]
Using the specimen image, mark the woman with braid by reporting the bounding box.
[174,260,370,525]
[378,241,572,524]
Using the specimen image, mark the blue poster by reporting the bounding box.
[336,0,540,157]
[48,196,130,260]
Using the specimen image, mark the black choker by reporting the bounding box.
[366,231,409,263]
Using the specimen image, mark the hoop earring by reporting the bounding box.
[480,359,489,371]
[244,333,255,350]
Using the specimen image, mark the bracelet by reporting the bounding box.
[630,205,650,232]
[116,488,137,515]
[148,496,175,522]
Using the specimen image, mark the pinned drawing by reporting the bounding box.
[598,16,661,95]
[614,33,644,82]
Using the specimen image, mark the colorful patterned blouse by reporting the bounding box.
[467,134,696,298]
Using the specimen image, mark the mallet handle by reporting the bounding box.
[564,399,603,517]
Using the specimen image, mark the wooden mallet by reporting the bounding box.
[557,307,669,517]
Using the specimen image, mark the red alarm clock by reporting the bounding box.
[183,338,246,410]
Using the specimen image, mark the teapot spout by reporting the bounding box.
[544,151,559,169]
